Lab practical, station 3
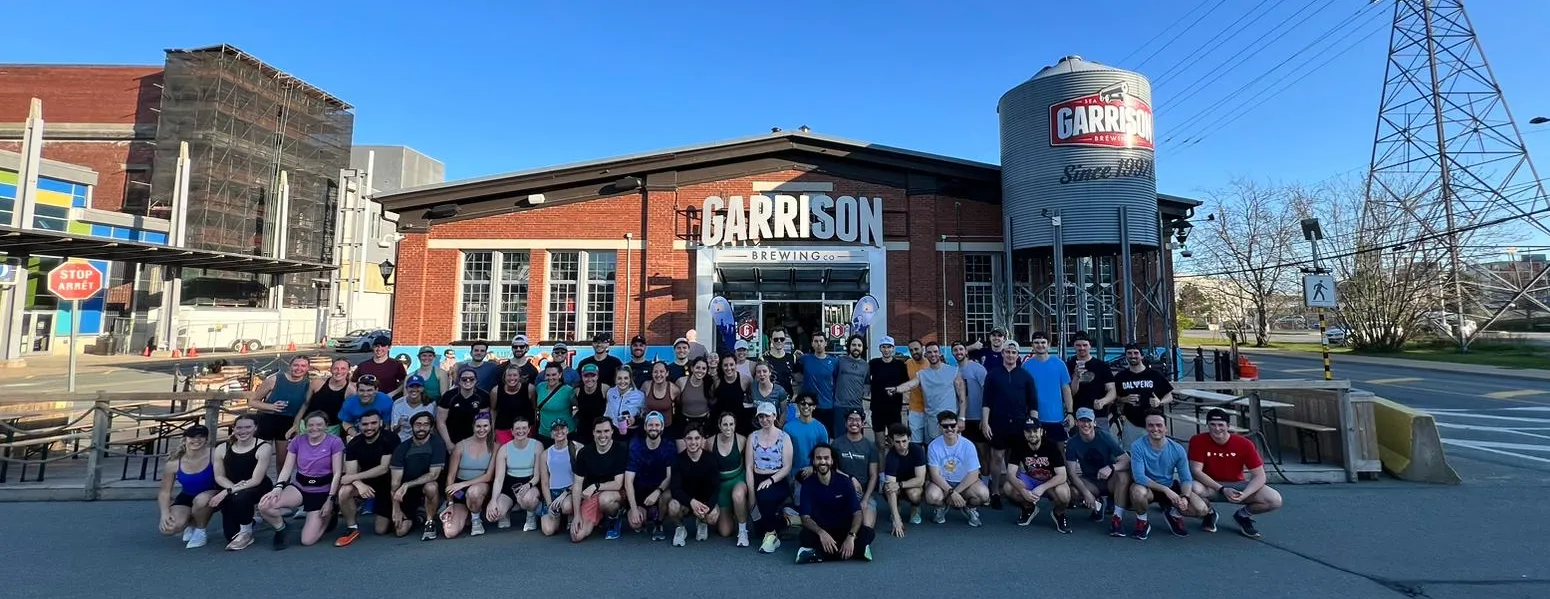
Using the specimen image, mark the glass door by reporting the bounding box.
[821,302,854,353]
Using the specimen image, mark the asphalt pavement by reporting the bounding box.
[0,351,369,395]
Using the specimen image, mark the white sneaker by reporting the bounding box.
[966,507,982,528]
[522,513,538,532]
[672,526,688,547]
[933,507,947,524]
[695,521,709,542]
[497,515,512,530]
[181,527,193,542]
[185,528,208,549]
[736,529,750,547]
[470,517,486,537]
[758,532,781,554]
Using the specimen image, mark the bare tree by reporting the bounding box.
[1190,179,1307,347]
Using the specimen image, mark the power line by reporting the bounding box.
[1115,0,1219,67]
[1152,1,1287,88]
[1160,0,1343,110]
[1134,0,1231,72]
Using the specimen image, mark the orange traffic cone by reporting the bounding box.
[188,347,199,358]
[171,348,182,358]
[287,340,297,352]
[143,346,152,357]
[239,343,248,354]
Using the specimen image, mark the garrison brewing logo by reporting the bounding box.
[1049,82,1155,151]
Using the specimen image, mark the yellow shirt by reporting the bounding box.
[906,357,928,413]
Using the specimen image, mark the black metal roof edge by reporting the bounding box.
[0,226,334,274]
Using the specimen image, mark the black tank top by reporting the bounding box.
[494,382,533,431]
[310,381,348,425]
[713,375,747,411]
[574,385,608,433]
[223,440,266,482]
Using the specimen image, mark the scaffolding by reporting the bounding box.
[148,44,354,307]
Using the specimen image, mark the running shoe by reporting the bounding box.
[909,510,922,525]
[185,528,208,549]
[795,547,822,565]
[182,527,194,542]
[650,522,667,542]
[470,517,486,537]
[1087,500,1106,522]
[272,526,289,551]
[605,517,623,540]
[421,519,437,541]
[1202,509,1220,533]
[1109,515,1127,537]
[334,528,360,547]
[759,532,781,554]
[523,513,538,532]
[695,521,709,542]
[1165,509,1189,537]
[673,526,688,547]
[1234,512,1262,539]
[1016,506,1036,527]
[932,507,947,524]
[990,494,1003,511]
[1052,511,1072,534]
[860,544,874,562]
[497,515,512,529]
[1132,519,1150,540]
[737,529,750,547]
[226,531,254,551]
[966,507,982,528]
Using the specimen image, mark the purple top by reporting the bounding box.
[289,434,344,493]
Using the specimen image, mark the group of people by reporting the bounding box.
[155,328,1283,562]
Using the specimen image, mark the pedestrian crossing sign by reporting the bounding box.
[1303,274,1336,308]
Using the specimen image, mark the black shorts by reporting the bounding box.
[871,400,904,433]
[256,414,295,441]
[989,424,1020,451]
[300,490,332,512]
[962,420,986,444]
[172,492,198,507]
[1041,422,1070,444]
[632,479,664,508]
[1148,482,1185,509]
[397,485,427,517]
[365,477,394,517]
[500,476,535,502]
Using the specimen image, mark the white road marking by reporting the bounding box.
[1485,389,1550,399]
[1434,422,1550,441]
[1429,412,1550,424]
[1442,440,1550,465]
[1365,377,1424,384]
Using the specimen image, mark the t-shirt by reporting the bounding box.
[391,436,448,482]
[670,451,720,505]
[1021,356,1071,423]
[982,364,1038,427]
[799,472,861,530]
[830,435,877,486]
[437,389,492,444]
[338,393,395,428]
[868,358,910,407]
[927,436,980,486]
[761,353,796,394]
[457,360,502,391]
[354,358,408,394]
[905,359,929,412]
[574,442,629,486]
[577,354,624,388]
[1113,367,1175,428]
[1007,439,1067,482]
[783,417,830,472]
[1187,433,1263,484]
[289,435,345,493]
[1067,356,1114,415]
[344,432,400,480]
[959,359,988,420]
[917,364,961,418]
[1065,429,1126,478]
[390,400,437,442]
[627,359,655,389]
[664,361,688,384]
[883,445,926,484]
[627,436,677,490]
[798,353,839,409]
[833,355,870,410]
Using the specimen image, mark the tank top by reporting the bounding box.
[680,379,710,418]
[176,452,217,495]
[502,438,539,478]
[546,442,576,490]
[222,440,266,484]
[642,381,674,425]
[750,429,785,472]
[494,382,533,431]
[414,367,442,396]
[457,443,493,482]
[715,434,744,480]
[309,380,348,425]
[713,375,748,412]
[573,385,608,433]
[536,383,576,433]
[270,374,310,417]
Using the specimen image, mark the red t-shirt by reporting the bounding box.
[1187,433,1263,483]
[354,358,408,394]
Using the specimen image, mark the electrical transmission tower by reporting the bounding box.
[1364,0,1550,350]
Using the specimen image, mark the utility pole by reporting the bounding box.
[1301,218,1333,381]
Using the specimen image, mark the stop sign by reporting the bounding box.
[47,260,104,302]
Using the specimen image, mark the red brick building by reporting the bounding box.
[379,131,1196,354]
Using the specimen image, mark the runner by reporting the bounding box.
[627,335,654,388]
[903,340,929,442]
[210,414,273,551]
[676,357,716,438]
[760,328,797,395]
[712,412,752,546]
[625,412,677,541]
[442,413,497,538]
[391,376,437,441]
[390,412,447,541]
[156,425,219,549]
[577,333,624,386]
[665,338,692,382]
[301,358,352,436]
[491,366,536,446]
[248,355,314,463]
[488,416,547,532]
[258,411,344,550]
[535,363,577,443]
[886,342,966,445]
[1064,407,1131,532]
[570,416,629,543]
[335,410,399,546]
[409,345,445,397]
[641,362,678,437]
[924,410,989,527]
[784,393,830,478]
[508,335,538,384]
[338,375,394,440]
[795,443,875,564]
[831,408,879,530]
[539,418,580,536]
[796,332,839,435]
[952,340,992,506]
[832,335,870,436]
[712,354,752,433]
[545,342,578,385]
[1113,345,1174,443]
[981,342,1037,505]
[1067,335,1116,428]
[1021,332,1074,445]
[606,368,645,439]
[1004,418,1073,532]
[1127,411,1208,539]
[733,340,755,380]
[966,328,1009,364]
[1188,408,1282,539]
[746,402,795,554]
[683,329,710,361]
[437,368,492,446]
[868,337,911,449]
[669,423,720,546]
[354,338,408,397]
[438,348,458,380]
[880,423,927,537]
[749,362,790,427]
[456,341,502,391]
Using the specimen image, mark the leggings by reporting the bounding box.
[751,473,791,537]
[220,478,272,540]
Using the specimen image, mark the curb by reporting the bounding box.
[1234,347,1550,381]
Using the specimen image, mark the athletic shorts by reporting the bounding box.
[537,488,566,517]
[631,479,665,508]
[365,477,394,516]
[988,423,1020,451]
[1148,482,1186,509]
[1017,473,1049,491]
[300,490,332,512]
[871,401,903,433]
[1040,422,1070,444]
[1206,481,1250,500]
[962,419,986,444]
[500,476,535,503]
[580,495,603,525]
[397,486,427,518]
[172,492,199,507]
[256,414,296,441]
[717,473,743,509]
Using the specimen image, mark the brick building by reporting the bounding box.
[379,131,1196,357]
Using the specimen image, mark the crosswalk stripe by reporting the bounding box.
[1366,377,1424,384]
[1431,412,1550,424]
[1486,389,1549,399]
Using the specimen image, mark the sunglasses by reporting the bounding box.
[460,377,477,382]
[772,337,786,341]
[940,422,960,429]
[799,403,817,408]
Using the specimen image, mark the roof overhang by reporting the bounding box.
[0,226,334,275]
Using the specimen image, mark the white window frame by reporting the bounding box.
[963,253,999,341]
[544,250,617,341]
[454,250,531,342]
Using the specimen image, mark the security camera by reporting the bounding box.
[1181,249,1193,258]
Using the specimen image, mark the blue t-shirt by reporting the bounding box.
[798,353,839,409]
[784,417,830,472]
[1065,428,1126,477]
[627,436,677,490]
[1022,356,1071,423]
[799,472,861,530]
[1130,436,1193,486]
[339,392,395,427]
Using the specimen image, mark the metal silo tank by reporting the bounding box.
[999,55,1159,249]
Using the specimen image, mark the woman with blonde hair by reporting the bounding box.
[443,412,497,538]
[156,424,220,549]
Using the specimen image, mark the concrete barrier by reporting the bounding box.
[1372,397,1461,484]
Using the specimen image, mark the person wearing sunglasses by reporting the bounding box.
[438,368,491,447]
[924,410,990,527]
[508,335,539,385]
[759,328,797,395]
[456,340,502,391]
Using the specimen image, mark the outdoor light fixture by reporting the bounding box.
[378,259,396,285]
[1301,217,1324,242]
[424,204,458,220]
[1172,220,1193,245]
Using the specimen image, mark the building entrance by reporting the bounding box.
[700,246,887,357]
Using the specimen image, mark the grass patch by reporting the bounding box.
[1365,340,1550,370]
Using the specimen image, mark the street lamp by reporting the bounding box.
[378,259,396,285]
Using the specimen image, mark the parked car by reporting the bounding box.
[330,329,392,352]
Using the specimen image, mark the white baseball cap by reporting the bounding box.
[878,336,896,347]
[734,340,750,350]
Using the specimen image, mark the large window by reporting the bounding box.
[547,250,617,340]
[458,251,532,341]
[964,254,997,340]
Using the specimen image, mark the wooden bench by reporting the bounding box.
[1277,418,1338,464]
[1167,412,1246,436]
[105,421,187,481]
[2,431,88,482]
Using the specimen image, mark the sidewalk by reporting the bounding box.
[1232,345,1550,381]
[0,348,326,380]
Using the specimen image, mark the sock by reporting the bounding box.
[1136,513,1148,522]
[240,523,253,534]
[738,522,748,534]
[1167,507,1181,519]
[273,522,287,532]
[1236,506,1252,519]
[347,524,358,530]
[1113,506,1125,517]
[471,513,483,523]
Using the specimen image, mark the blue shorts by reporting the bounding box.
[536,488,566,517]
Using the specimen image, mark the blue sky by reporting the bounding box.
[7,0,1550,200]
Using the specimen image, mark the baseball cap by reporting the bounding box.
[1002,341,1021,351]
[592,332,612,343]
[673,337,690,347]
[550,418,570,430]
[357,374,379,386]
[843,407,866,420]
[734,340,750,350]
[756,402,777,417]
[631,335,647,346]
[645,411,665,425]
[511,335,529,346]
[405,375,426,388]
[1075,407,1096,422]
[1031,331,1050,341]
[417,345,436,355]
[878,336,896,347]
[990,328,1007,337]
[1023,418,1043,431]
[553,342,569,353]
[1206,408,1232,424]
[580,364,599,374]
[184,424,210,438]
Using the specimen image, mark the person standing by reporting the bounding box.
[1067,335,1116,431]
[966,328,1009,364]
[952,341,991,506]
[491,367,536,446]
[794,443,875,564]
[545,342,578,386]
[831,335,871,437]
[886,342,966,445]
[248,355,314,464]
[797,332,839,431]
[677,358,716,436]
[760,328,798,395]
[534,364,578,443]
[456,341,502,391]
[572,364,609,445]
[1112,344,1175,443]
[712,354,752,433]
[666,338,693,382]
[683,329,710,361]
[641,362,679,435]
[354,338,408,397]
[903,340,930,443]
[303,358,353,437]
[868,337,911,449]
[606,369,646,439]
[508,336,539,385]
[1021,332,1074,445]
[627,336,655,388]
[981,342,1038,507]
[437,368,492,447]
[578,333,624,387]
[409,346,445,397]
[391,376,436,442]
[732,340,756,380]
[338,375,394,440]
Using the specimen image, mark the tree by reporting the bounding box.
[1190,179,1307,347]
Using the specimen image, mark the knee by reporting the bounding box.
[1261,487,1284,510]
[423,483,440,497]
[339,485,357,500]
[732,485,749,504]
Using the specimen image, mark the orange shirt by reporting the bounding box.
[906,357,928,413]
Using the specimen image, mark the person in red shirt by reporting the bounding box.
[1187,408,1283,539]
